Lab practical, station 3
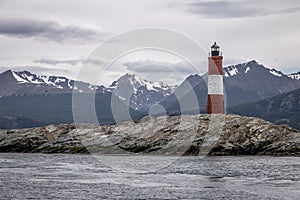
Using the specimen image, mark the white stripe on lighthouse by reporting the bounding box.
[208,75,223,95]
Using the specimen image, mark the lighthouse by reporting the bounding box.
[207,42,224,114]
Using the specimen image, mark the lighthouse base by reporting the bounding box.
[207,94,224,114]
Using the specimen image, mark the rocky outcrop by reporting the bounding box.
[0,115,299,155]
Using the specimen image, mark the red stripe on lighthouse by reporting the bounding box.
[208,57,223,75]
[207,94,224,114]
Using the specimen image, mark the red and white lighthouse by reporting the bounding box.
[207,42,224,114]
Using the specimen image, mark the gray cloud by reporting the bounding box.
[0,17,106,43]
[33,58,82,66]
[124,60,201,75]
[83,58,105,65]
[33,58,104,66]
[187,1,300,18]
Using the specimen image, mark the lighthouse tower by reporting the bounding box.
[207,42,224,114]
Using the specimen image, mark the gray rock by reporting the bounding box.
[0,115,298,156]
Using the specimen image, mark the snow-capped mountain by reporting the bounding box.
[0,70,101,97]
[0,70,174,128]
[0,60,299,129]
[108,73,175,94]
[223,60,286,78]
[159,60,300,114]
[0,70,176,111]
[13,70,100,92]
[288,71,300,80]
[107,73,176,111]
[223,60,300,105]
[0,60,299,115]
[12,70,76,89]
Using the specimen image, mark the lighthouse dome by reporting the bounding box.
[211,42,220,56]
[211,42,220,49]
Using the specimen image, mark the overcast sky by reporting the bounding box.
[0,0,299,86]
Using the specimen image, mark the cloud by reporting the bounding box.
[124,60,201,75]
[0,17,106,43]
[33,58,104,66]
[83,58,105,65]
[187,1,300,18]
[33,58,82,66]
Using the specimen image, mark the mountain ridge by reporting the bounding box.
[288,71,300,80]
[1,60,299,103]
[0,60,299,129]
[229,87,300,130]
[158,60,300,116]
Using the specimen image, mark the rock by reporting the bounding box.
[0,115,298,156]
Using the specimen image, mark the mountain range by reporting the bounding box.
[0,60,299,129]
[160,60,300,114]
[229,88,300,130]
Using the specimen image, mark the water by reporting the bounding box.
[0,153,299,199]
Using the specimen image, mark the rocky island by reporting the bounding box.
[0,115,299,156]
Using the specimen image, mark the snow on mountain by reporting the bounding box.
[11,70,28,83]
[1,70,175,108]
[108,73,176,111]
[222,60,300,105]
[245,67,250,73]
[143,79,177,93]
[11,70,98,91]
[223,60,264,77]
[269,69,284,77]
[1,61,299,112]
[13,70,72,89]
[108,73,175,94]
[167,60,300,108]
[224,66,238,77]
[108,73,142,94]
[0,70,106,97]
[223,60,296,79]
[288,72,300,80]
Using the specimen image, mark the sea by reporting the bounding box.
[0,153,299,199]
